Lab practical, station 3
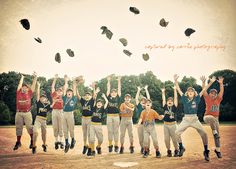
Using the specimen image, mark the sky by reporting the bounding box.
[0,0,235,85]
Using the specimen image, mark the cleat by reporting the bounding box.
[108,145,113,153]
[143,151,148,158]
[156,151,161,158]
[64,143,70,153]
[214,149,222,158]
[42,145,47,152]
[140,147,144,154]
[13,142,21,151]
[174,150,179,157]
[70,139,76,149]
[167,150,172,157]
[119,147,124,154]
[55,142,59,150]
[29,140,33,149]
[129,146,134,154]
[204,150,210,161]
[179,147,185,157]
[96,147,102,154]
[114,146,119,153]
[32,146,36,154]
[60,142,64,149]
[82,145,88,154]
[87,148,92,157]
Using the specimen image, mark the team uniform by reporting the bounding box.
[163,105,181,156]
[87,106,106,156]
[203,94,222,155]
[32,100,52,153]
[119,102,134,153]
[107,94,120,152]
[51,91,64,148]
[15,88,33,149]
[80,98,94,154]
[62,95,77,151]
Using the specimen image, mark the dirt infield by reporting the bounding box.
[0,124,236,169]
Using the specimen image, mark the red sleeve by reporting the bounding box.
[203,94,210,102]
[51,92,56,98]
[216,96,223,104]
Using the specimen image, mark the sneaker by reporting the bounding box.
[174,150,179,157]
[179,147,185,157]
[143,151,148,158]
[64,143,70,153]
[130,146,134,154]
[214,149,222,158]
[82,145,88,154]
[55,142,59,150]
[42,145,47,152]
[204,150,210,161]
[29,140,33,149]
[167,150,172,157]
[147,148,150,155]
[108,145,113,153]
[60,142,64,149]
[140,147,144,154]
[13,142,21,151]
[96,147,102,154]
[91,151,96,157]
[214,133,220,139]
[114,146,119,153]
[119,147,124,154]
[70,139,76,149]
[156,151,161,158]
[32,146,36,154]
[87,148,92,157]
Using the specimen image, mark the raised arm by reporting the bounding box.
[135,86,141,105]
[91,82,97,99]
[72,78,77,96]
[173,86,178,107]
[200,76,207,96]
[217,76,224,98]
[31,72,37,93]
[144,85,150,99]
[102,93,109,109]
[161,88,166,107]
[63,75,69,96]
[36,82,40,101]
[76,76,84,100]
[174,74,183,96]
[17,74,24,91]
[106,76,111,96]
[199,76,216,97]
[51,74,58,93]
[117,76,121,96]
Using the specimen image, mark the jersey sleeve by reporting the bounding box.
[119,103,125,112]
[28,89,33,98]
[153,110,159,119]
[195,95,201,104]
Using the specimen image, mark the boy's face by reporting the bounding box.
[56,89,63,96]
[111,90,118,97]
[187,90,195,99]
[145,101,152,109]
[96,101,103,108]
[140,99,146,107]
[209,91,217,99]
[124,96,131,103]
[21,86,29,93]
[167,99,174,106]
[66,91,73,97]
[84,93,92,101]
[40,96,47,103]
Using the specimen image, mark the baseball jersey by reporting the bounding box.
[16,89,33,112]
[119,102,134,117]
[163,105,177,122]
[91,106,106,123]
[63,96,78,112]
[36,101,52,119]
[107,94,120,114]
[51,91,63,109]
[181,95,200,114]
[140,109,159,123]
[80,98,94,116]
[204,95,222,117]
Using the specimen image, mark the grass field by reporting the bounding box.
[0,124,236,169]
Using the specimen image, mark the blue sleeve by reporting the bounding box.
[195,95,201,104]
[62,96,66,102]
[80,98,85,105]
[73,96,78,103]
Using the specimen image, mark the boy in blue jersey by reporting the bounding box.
[62,75,78,153]
[174,74,216,161]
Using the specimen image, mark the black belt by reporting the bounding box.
[17,110,30,112]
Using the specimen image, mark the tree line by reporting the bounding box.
[0,69,235,125]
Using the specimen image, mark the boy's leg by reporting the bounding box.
[33,117,40,147]
[15,112,23,147]
[82,117,88,146]
[68,112,75,149]
[23,112,33,148]
[52,110,59,141]
[137,124,144,148]
[127,119,134,153]
[164,124,171,150]
[143,126,150,157]
[107,116,113,147]
[113,116,120,149]
[58,110,64,142]
[88,125,95,155]
[150,126,161,158]
[119,118,126,147]
[95,125,103,154]
[169,124,179,151]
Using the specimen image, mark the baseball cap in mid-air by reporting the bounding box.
[55,53,61,63]
[119,38,128,46]
[142,53,149,61]
[20,19,30,30]
[100,26,113,40]
[184,28,195,37]
[159,18,169,27]
[123,50,132,56]
[129,7,140,14]
[34,37,42,43]
[66,49,75,57]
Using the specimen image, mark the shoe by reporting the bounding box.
[70,139,76,149]
[13,142,21,150]
[108,145,113,153]
[167,150,172,157]
[174,150,179,157]
[96,147,102,154]
[140,147,144,154]
[130,146,134,154]
[82,145,88,154]
[179,147,185,157]
[119,147,124,154]
[143,151,148,158]
[64,143,70,153]
[87,148,92,157]
[147,148,150,155]
[32,146,36,154]
[114,146,119,153]
[29,140,33,149]
[156,151,161,158]
[60,142,64,149]
[214,149,222,158]
[55,142,59,150]
[91,151,96,157]
[42,145,47,152]
[214,133,220,139]
[204,150,210,161]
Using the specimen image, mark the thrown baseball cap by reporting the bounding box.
[123,50,132,56]
[20,19,30,30]
[187,87,196,92]
[119,38,128,46]
[142,53,149,61]
[125,94,131,98]
[100,26,113,40]
[185,28,195,37]
[66,49,75,57]
[34,37,42,43]
[129,7,140,14]
[210,89,218,93]
[55,53,61,63]
[159,18,169,27]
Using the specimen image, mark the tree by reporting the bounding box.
[0,101,11,125]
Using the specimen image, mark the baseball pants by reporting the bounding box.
[107,114,120,145]
[82,116,91,145]
[143,125,159,149]
[63,111,75,139]
[52,109,64,139]
[15,111,33,136]
[33,116,47,146]
[120,117,133,145]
